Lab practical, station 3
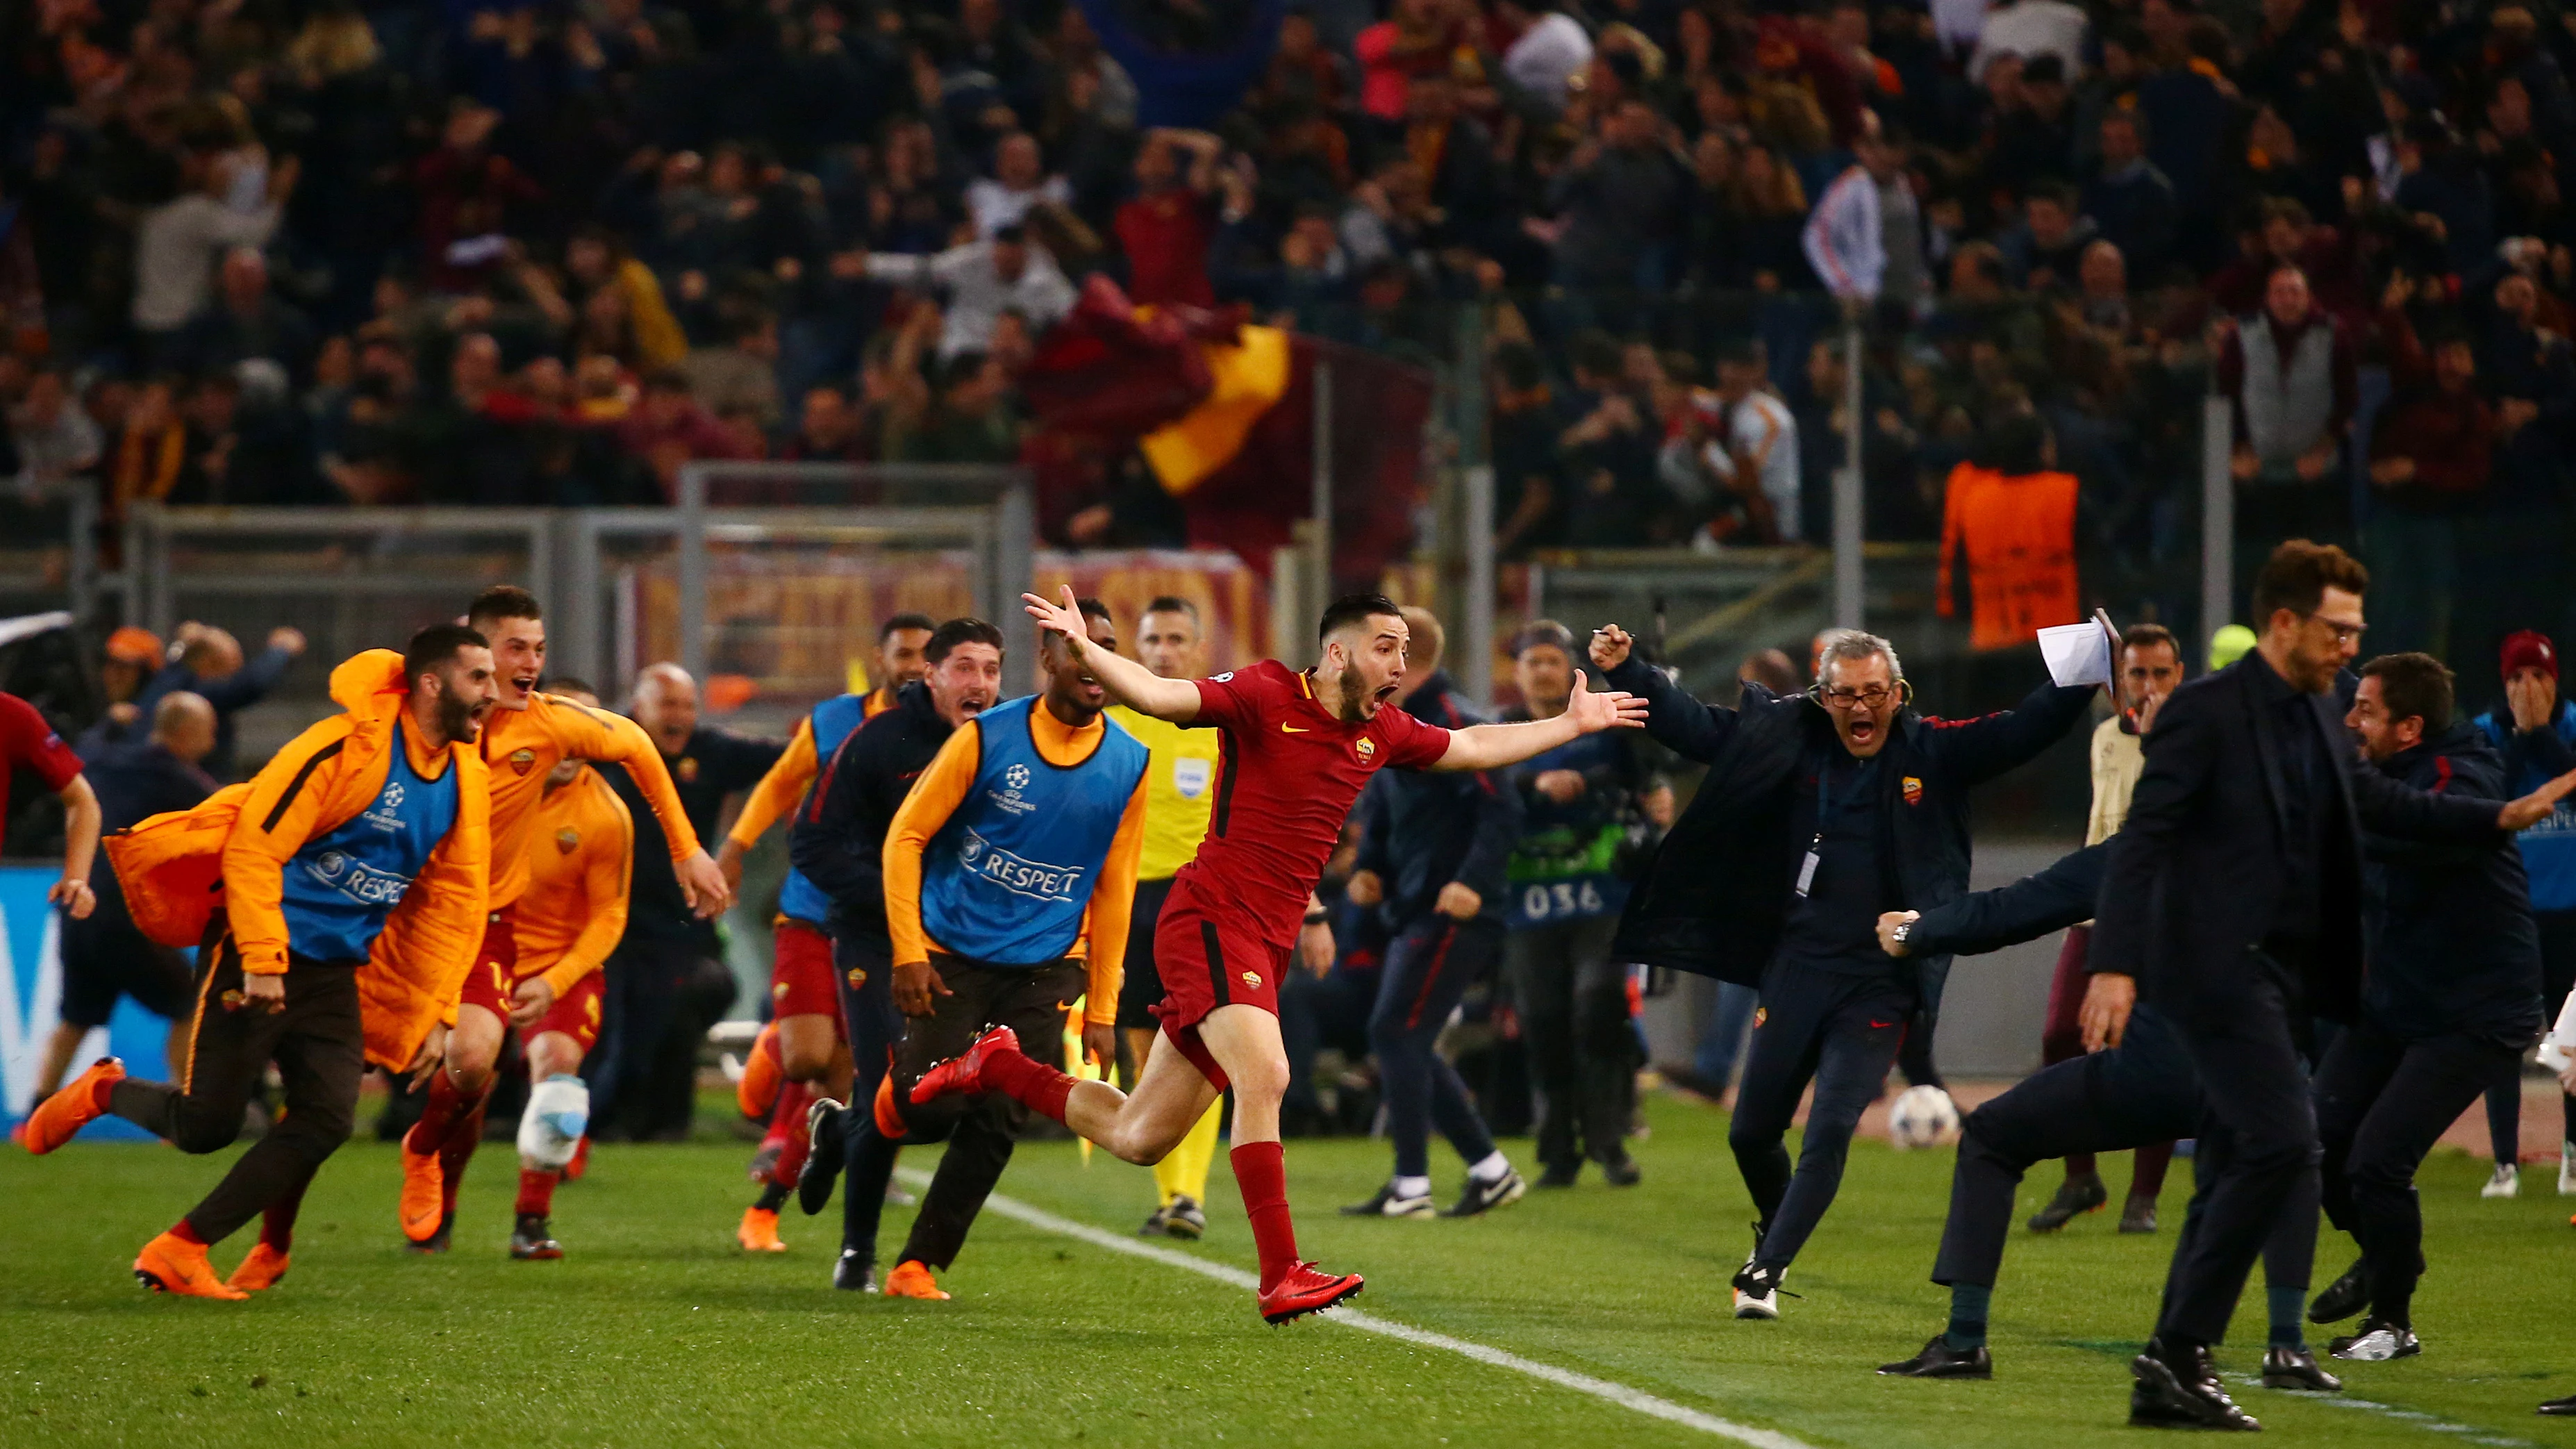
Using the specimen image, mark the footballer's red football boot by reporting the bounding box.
[908,1026,1021,1105]
[1258,1261,1364,1325]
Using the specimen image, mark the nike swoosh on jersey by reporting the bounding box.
[1280,724,1308,733]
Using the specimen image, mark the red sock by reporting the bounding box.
[260,1179,309,1252]
[771,1082,816,1188]
[169,1218,208,1247]
[981,1045,1075,1122]
[439,1094,489,1215]
[90,1070,118,1112]
[1231,1141,1297,1293]
[516,1168,559,1218]
[406,1071,469,1156]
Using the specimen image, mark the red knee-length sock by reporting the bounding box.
[405,1071,472,1156]
[1231,1141,1298,1293]
[981,1044,1076,1122]
[516,1168,559,1218]
[260,1178,310,1252]
[438,1094,490,1214]
[770,1082,817,1187]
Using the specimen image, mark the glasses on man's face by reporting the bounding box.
[1819,685,1897,710]
[2300,613,2367,646]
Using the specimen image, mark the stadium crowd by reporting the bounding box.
[1,0,2574,654]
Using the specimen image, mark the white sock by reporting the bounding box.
[1468,1150,1511,1184]
[1393,1175,1431,1200]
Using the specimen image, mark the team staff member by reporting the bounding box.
[492,681,635,1261]
[399,588,726,1251]
[1499,621,1649,1188]
[31,695,199,1106]
[1871,843,2334,1391]
[790,618,1005,1288]
[26,629,495,1299]
[715,613,934,1249]
[2473,630,2576,1195]
[2028,623,2185,1234]
[1111,597,1226,1239]
[861,599,1147,1299]
[588,663,782,1148]
[2304,654,2545,1361]
[2095,543,2572,1432]
[1590,623,2098,1319]
[1341,608,1527,1219]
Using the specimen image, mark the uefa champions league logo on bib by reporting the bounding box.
[1005,763,1031,790]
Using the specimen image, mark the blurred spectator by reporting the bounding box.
[1972,0,2089,83]
[1116,129,1228,308]
[5,367,101,520]
[118,623,306,777]
[617,367,756,498]
[131,152,296,365]
[779,383,867,462]
[1804,113,1923,307]
[1547,100,1688,296]
[2082,110,2179,283]
[2366,288,2493,656]
[966,133,1074,238]
[859,224,1076,359]
[1495,0,1591,118]
[2216,264,2357,576]
[173,248,318,385]
[680,304,784,433]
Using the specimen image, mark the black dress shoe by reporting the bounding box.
[1536,1162,1581,1189]
[1599,1154,1642,1187]
[2259,1346,2342,1392]
[832,1248,876,1292]
[2027,1173,2108,1232]
[2129,1341,2261,1432]
[1878,1335,1993,1378]
[2309,1257,2370,1323]
[2540,1393,2576,1416]
[797,1099,847,1216]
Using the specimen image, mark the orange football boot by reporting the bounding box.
[737,1205,788,1252]
[399,1143,446,1244]
[24,1057,124,1154]
[226,1243,290,1293]
[738,1023,784,1120]
[133,1232,247,1300]
[882,1259,949,1300]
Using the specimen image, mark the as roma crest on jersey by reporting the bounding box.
[1354,736,1377,763]
[1240,970,1263,991]
[508,747,538,777]
[1901,775,1925,806]
[677,756,700,783]
[555,827,581,854]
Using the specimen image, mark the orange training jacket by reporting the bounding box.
[106,650,492,1070]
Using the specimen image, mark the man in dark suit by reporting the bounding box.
[1593,621,2098,1319]
[2094,541,2575,1430]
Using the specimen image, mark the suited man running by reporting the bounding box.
[2095,541,2575,1430]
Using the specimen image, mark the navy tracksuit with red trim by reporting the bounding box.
[1352,672,1523,1180]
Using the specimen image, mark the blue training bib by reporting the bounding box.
[276,740,458,963]
[779,692,874,926]
[919,696,1149,966]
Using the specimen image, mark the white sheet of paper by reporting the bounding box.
[2038,620,2113,688]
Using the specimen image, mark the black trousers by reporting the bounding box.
[1933,1004,2313,1295]
[2157,952,2321,1345]
[2316,1018,2520,1327]
[847,955,1086,1271]
[1506,914,1631,1171]
[1731,964,1915,1269]
[107,932,363,1244]
[836,936,901,1259]
[588,935,711,1141]
[1370,913,1503,1179]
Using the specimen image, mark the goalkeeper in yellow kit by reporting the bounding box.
[1110,597,1227,1238]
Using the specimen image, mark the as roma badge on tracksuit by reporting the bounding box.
[1752,1007,1766,1028]
[678,756,700,783]
[556,827,580,854]
[508,748,537,776]
[1901,775,1925,806]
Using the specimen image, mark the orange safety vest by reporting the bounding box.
[1936,463,2081,652]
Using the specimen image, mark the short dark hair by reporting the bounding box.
[1318,593,1402,644]
[879,612,937,642]
[2361,652,2454,732]
[2250,539,2370,622]
[545,674,597,699]
[1142,595,1200,623]
[467,585,543,632]
[2119,622,2180,661]
[1077,596,1113,626]
[404,623,489,686]
[924,617,1006,663]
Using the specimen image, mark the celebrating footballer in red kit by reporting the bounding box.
[906,588,1648,1323]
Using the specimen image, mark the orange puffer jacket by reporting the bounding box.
[106,650,491,1070]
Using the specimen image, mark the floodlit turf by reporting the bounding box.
[7,1093,2576,1448]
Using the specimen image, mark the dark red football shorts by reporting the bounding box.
[1148,893,1289,1093]
[529,970,604,1052]
[769,916,844,1039]
[456,908,520,1022]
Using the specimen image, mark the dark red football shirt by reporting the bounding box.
[1166,659,1450,948]
[0,690,83,824]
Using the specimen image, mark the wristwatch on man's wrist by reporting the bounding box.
[1891,919,1913,947]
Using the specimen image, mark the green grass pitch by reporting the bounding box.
[6,1091,2573,1448]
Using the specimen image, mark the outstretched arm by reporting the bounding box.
[1024,587,1202,721]
[1434,669,1647,772]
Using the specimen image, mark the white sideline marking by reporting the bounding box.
[2225,1376,2537,1448]
[899,1169,1812,1448]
